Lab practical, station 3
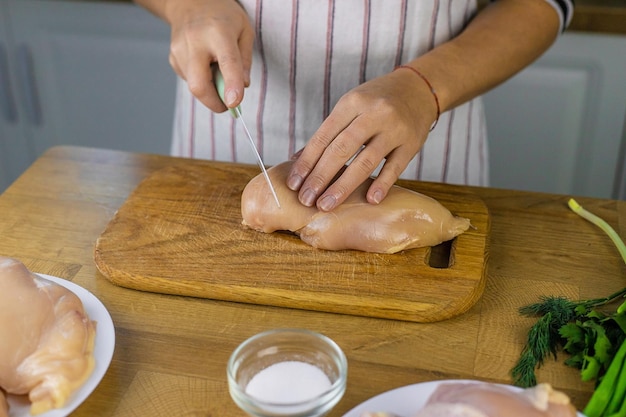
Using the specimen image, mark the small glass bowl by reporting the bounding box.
[227,328,348,417]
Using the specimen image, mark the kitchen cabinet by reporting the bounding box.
[0,0,32,192]
[0,0,176,192]
[484,32,626,199]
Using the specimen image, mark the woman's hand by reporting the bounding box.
[138,0,255,112]
[287,68,438,212]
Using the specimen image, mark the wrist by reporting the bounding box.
[394,65,440,131]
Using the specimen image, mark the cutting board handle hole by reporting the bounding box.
[428,239,454,268]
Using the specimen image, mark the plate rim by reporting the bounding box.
[6,273,115,417]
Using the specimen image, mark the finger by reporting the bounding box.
[315,137,389,211]
[208,23,250,108]
[296,117,369,207]
[287,110,357,192]
[214,55,246,108]
[238,26,255,87]
[365,149,412,205]
[186,55,228,113]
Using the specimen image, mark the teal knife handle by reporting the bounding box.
[212,64,240,118]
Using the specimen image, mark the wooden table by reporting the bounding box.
[1,146,624,416]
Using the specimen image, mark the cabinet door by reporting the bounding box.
[0,0,35,192]
[484,32,626,199]
[6,0,176,159]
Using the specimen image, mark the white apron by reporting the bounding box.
[171,0,489,186]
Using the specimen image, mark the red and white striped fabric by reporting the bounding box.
[170,0,566,186]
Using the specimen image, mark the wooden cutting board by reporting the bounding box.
[94,160,490,322]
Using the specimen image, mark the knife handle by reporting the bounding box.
[211,63,240,118]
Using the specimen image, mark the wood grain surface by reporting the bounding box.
[2,146,625,416]
[94,162,490,323]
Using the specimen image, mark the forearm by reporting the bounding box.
[408,0,562,114]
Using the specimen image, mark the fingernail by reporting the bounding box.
[371,189,383,204]
[318,194,336,211]
[300,188,317,207]
[287,174,303,190]
[225,89,238,107]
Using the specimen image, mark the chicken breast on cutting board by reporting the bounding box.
[241,161,471,254]
[0,256,96,416]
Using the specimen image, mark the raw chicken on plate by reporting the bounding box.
[360,381,578,417]
[0,257,96,416]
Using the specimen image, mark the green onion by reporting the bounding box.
[568,199,626,264]
[583,339,626,417]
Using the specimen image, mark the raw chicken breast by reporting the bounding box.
[241,161,471,253]
[0,257,96,416]
[413,382,577,417]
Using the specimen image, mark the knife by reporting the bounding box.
[212,65,281,208]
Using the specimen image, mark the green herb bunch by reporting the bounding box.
[511,199,626,417]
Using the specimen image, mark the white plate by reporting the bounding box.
[341,379,585,417]
[7,274,116,417]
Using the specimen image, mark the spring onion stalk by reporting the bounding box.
[568,198,626,264]
[583,338,626,417]
[605,350,626,416]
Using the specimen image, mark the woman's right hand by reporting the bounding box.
[150,0,255,112]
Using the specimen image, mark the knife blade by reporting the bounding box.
[212,65,281,208]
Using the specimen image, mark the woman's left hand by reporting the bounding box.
[287,68,438,212]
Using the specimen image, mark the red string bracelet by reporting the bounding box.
[394,65,440,131]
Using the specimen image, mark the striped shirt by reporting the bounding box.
[171,0,573,186]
